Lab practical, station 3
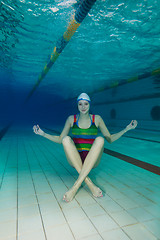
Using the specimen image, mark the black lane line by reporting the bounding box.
[104,148,160,176]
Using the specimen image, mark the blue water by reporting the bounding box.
[0,2,160,239]
[0,0,160,127]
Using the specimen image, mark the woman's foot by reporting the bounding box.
[87,178,103,198]
[63,184,79,202]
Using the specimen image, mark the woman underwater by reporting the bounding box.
[33,93,138,202]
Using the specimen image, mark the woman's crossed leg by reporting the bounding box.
[62,136,104,202]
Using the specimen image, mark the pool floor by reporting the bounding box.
[0,128,160,240]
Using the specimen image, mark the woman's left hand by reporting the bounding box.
[126,120,138,131]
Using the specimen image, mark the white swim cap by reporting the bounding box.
[77,93,91,102]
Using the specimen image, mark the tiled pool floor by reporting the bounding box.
[0,128,159,240]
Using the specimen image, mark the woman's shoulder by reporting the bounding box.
[94,115,104,127]
[67,115,74,122]
[94,114,102,120]
[67,115,75,127]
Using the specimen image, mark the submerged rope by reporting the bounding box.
[0,0,97,138]
[25,0,97,102]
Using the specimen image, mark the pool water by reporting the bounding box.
[0,0,160,239]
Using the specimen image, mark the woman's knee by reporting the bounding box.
[95,136,104,147]
[62,136,72,146]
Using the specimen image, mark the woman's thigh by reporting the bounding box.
[62,136,82,167]
[86,137,104,168]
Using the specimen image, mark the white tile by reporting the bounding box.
[18,229,46,240]
[39,201,61,215]
[79,233,103,240]
[1,182,17,192]
[110,210,137,227]
[146,193,160,204]
[18,175,32,182]
[0,189,17,199]
[37,192,57,203]
[91,214,119,233]
[0,220,16,239]
[144,204,160,218]
[18,185,35,193]
[127,207,154,222]
[101,228,130,240]
[63,206,87,223]
[100,200,123,213]
[0,208,17,223]
[18,189,35,198]
[121,188,140,198]
[82,203,106,218]
[142,219,160,239]
[116,196,139,209]
[35,185,52,194]
[133,195,154,206]
[76,190,97,206]
[18,195,37,208]
[45,223,75,240]
[69,218,97,239]
[3,237,16,240]
[0,199,17,212]
[95,193,112,202]
[135,187,153,196]
[60,198,80,210]
[148,184,160,193]
[18,204,40,219]
[2,131,160,240]
[123,223,157,240]
[42,210,67,228]
[107,189,127,200]
[18,215,43,236]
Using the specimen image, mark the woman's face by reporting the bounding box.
[78,100,90,114]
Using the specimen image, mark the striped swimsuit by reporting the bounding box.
[72,114,98,163]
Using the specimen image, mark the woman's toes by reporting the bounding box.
[63,195,69,202]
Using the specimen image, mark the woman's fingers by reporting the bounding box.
[126,120,138,131]
[131,120,138,129]
[33,125,39,134]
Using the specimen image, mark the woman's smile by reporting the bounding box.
[78,100,90,114]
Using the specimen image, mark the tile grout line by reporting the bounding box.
[45,145,133,239]
[32,136,159,240]
[22,139,48,240]
[0,132,158,240]
[37,140,140,240]
[16,135,19,240]
[0,138,12,190]
[36,139,109,240]
[29,140,77,240]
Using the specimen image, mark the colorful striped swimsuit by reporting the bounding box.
[72,114,98,163]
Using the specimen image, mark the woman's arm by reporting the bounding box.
[97,116,138,144]
[33,116,73,144]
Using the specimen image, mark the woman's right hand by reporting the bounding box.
[33,125,45,136]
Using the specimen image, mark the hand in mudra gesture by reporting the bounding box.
[126,120,138,131]
[33,125,44,136]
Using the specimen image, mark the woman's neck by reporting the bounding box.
[79,112,90,120]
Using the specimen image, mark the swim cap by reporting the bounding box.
[77,93,91,102]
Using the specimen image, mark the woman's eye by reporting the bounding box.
[85,103,88,106]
